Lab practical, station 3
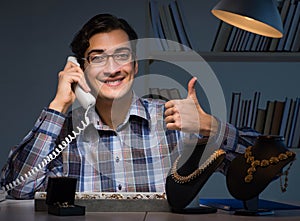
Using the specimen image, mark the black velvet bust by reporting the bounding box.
[226,135,296,201]
[165,138,226,212]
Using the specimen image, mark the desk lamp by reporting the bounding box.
[211,0,283,38]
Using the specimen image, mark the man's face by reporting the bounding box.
[84,29,138,101]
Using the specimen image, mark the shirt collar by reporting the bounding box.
[86,92,151,131]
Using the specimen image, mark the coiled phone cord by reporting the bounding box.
[1,105,92,192]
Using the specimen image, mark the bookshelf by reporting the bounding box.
[146,0,300,148]
[148,51,300,62]
[147,0,300,63]
[229,92,300,149]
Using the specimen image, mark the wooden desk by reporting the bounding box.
[0,200,145,221]
[1,199,300,221]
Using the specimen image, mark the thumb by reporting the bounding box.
[187,77,198,99]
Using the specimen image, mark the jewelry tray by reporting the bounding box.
[35,192,171,212]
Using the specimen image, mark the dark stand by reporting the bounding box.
[234,196,274,216]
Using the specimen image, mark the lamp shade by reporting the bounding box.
[211,0,283,38]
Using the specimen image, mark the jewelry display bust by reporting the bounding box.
[166,138,226,213]
[226,135,296,202]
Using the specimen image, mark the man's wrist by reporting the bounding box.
[200,114,219,137]
[49,100,70,114]
[209,116,219,136]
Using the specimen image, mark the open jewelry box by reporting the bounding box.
[46,177,85,216]
[36,190,170,212]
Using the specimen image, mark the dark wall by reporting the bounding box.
[0,0,146,168]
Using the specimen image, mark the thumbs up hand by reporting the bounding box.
[164,77,218,136]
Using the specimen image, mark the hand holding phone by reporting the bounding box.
[2,57,95,193]
[67,56,96,109]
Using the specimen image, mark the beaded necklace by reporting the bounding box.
[244,145,295,192]
[171,149,226,184]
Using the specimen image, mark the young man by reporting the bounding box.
[1,14,258,199]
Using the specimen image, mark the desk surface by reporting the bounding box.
[1,199,300,221]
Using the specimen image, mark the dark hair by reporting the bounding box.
[70,13,138,67]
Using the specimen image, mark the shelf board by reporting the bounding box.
[201,52,300,62]
[147,51,300,62]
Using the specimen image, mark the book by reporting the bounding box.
[255,36,265,51]
[168,88,181,99]
[269,0,291,51]
[244,33,255,51]
[259,37,271,52]
[149,88,161,99]
[162,2,182,51]
[159,88,171,101]
[277,0,297,51]
[211,21,233,52]
[279,97,293,136]
[245,99,252,127]
[287,97,300,147]
[238,99,246,128]
[250,34,262,51]
[239,31,251,51]
[255,108,266,133]
[251,92,261,128]
[241,99,250,127]
[290,98,300,147]
[283,0,300,51]
[229,92,241,127]
[149,0,168,50]
[236,30,247,52]
[231,28,243,52]
[284,98,296,145]
[169,0,191,50]
[148,88,181,101]
[225,27,237,51]
[263,101,275,135]
[159,3,177,51]
[270,100,285,135]
[175,0,197,50]
[290,17,300,51]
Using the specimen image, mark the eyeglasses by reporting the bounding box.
[84,49,133,66]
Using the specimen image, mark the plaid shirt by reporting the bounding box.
[1,94,259,199]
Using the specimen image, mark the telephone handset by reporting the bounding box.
[1,57,94,196]
[67,56,96,109]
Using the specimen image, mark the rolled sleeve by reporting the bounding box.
[212,118,261,174]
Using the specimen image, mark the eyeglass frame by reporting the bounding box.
[82,47,134,66]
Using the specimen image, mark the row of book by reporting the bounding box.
[147,88,182,100]
[149,0,196,51]
[229,92,300,148]
[212,0,300,52]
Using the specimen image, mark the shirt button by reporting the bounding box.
[116,156,120,163]
[118,184,122,190]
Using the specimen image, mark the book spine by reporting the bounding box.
[277,0,297,51]
[211,21,233,52]
[287,98,300,147]
[283,1,300,51]
[269,0,291,51]
[169,0,190,50]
